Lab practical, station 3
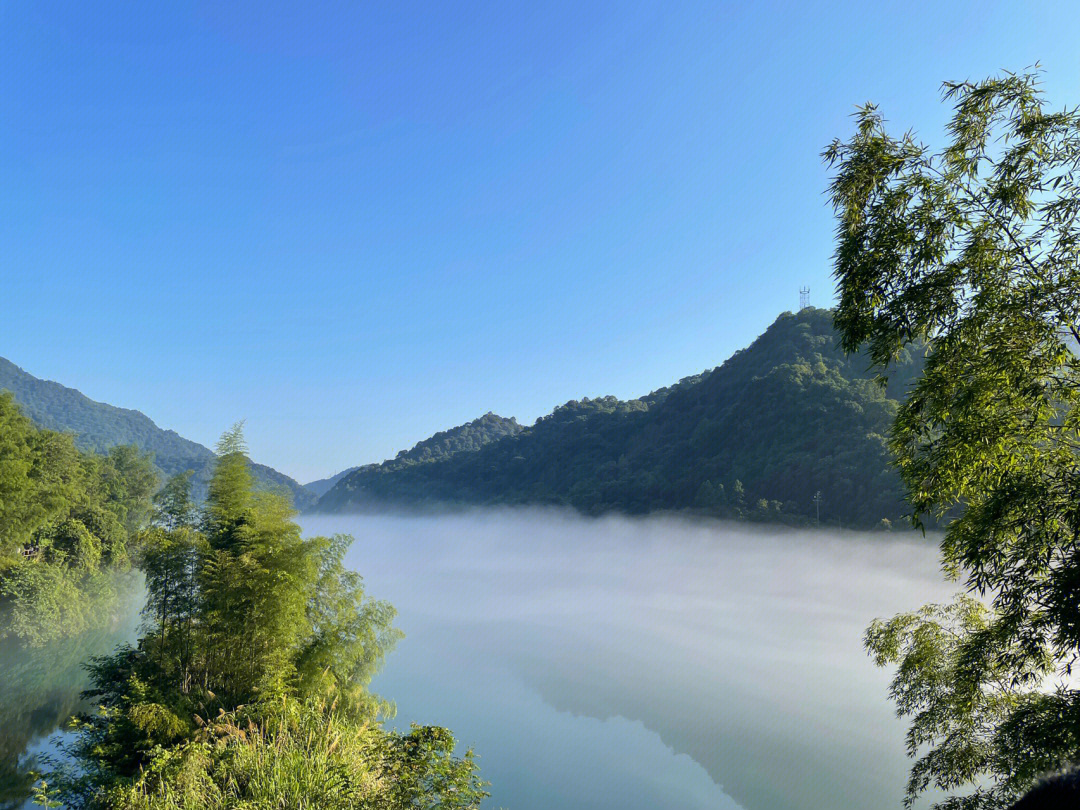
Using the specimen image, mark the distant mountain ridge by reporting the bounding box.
[316,309,923,528]
[0,357,316,509]
[304,467,363,499]
[313,413,523,499]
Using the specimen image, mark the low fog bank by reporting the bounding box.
[1,586,144,810]
[299,508,955,810]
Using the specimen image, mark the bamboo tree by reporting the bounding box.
[826,69,1080,808]
[56,424,483,808]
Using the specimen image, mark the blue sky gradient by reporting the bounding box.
[3,1,1079,480]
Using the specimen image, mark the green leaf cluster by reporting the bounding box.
[89,700,486,810]
[49,426,484,809]
[0,392,155,645]
[827,69,1080,807]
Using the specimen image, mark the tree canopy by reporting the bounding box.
[47,426,485,810]
[0,392,156,646]
[826,69,1080,808]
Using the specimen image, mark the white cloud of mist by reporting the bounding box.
[299,508,956,810]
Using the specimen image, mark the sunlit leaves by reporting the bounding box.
[828,69,1080,808]
[54,427,482,809]
[0,393,157,644]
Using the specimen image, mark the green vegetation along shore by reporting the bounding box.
[19,426,486,809]
[0,391,155,646]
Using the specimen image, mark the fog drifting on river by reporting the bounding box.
[299,509,956,810]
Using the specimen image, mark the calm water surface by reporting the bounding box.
[300,510,955,810]
[0,511,954,810]
[1,617,139,809]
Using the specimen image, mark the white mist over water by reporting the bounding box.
[299,509,955,810]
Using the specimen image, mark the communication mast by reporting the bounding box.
[799,286,810,310]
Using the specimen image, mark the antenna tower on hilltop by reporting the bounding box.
[799,286,810,310]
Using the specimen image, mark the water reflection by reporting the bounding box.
[301,510,955,810]
[0,511,953,810]
[0,615,140,809]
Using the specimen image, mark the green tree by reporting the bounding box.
[151,471,197,531]
[140,472,204,690]
[0,393,83,562]
[294,532,402,716]
[826,69,1080,808]
[201,423,252,549]
[0,393,155,645]
[58,426,483,809]
[198,488,315,702]
[693,480,722,512]
[97,445,159,535]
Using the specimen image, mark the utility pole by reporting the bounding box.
[813,490,822,524]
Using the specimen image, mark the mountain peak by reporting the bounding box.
[315,312,921,528]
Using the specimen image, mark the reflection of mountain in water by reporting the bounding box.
[0,612,140,809]
[302,511,955,810]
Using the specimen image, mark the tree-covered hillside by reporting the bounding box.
[390,412,522,464]
[317,309,923,528]
[315,412,522,500]
[303,466,362,498]
[0,358,315,509]
[0,392,155,645]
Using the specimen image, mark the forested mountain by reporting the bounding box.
[391,412,523,463]
[304,466,362,498]
[317,309,924,528]
[0,357,315,509]
[314,413,522,500]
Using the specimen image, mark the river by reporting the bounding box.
[1,510,953,810]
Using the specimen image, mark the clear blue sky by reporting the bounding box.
[3,1,1079,482]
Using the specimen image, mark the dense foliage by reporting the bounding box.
[318,309,921,529]
[827,70,1080,808]
[0,358,315,509]
[0,392,155,646]
[45,427,486,809]
[387,412,522,464]
[47,702,485,810]
[309,414,521,500]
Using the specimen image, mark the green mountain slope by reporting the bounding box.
[304,467,362,499]
[389,412,523,464]
[315,412,523,505]
[317,309,922,528]
[0,357,315,509]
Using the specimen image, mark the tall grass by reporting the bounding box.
[97,696,486,810]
